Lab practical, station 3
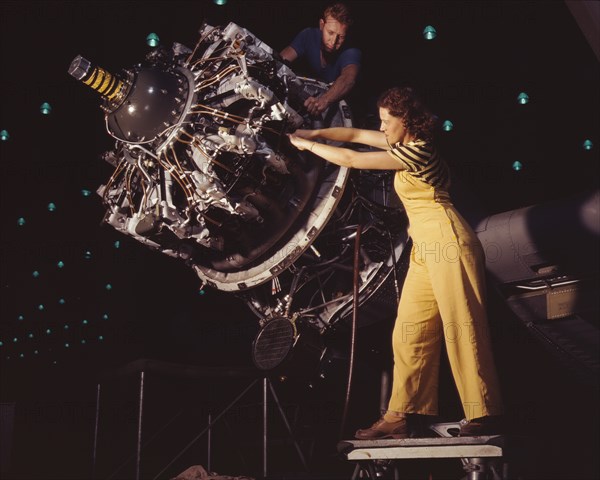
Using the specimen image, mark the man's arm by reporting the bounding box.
[305,64,359,115]
[279,46,298,63]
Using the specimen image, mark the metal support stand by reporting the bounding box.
[91,384,100,479]
[263,377,268,479]
[207,413,212,473]
[136,372,144,480]
[92,361,308,480]
[153,376,307,479]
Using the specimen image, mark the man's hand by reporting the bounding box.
[305,64,359,116]
[304,95,331,116]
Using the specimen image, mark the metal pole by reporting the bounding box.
[152,379,259,480]
[107,412,184,480]
[465,457,487,480]
[136,371,145,480]
[207,413,212,472]
[92,383,101,479]
[380,370,390,415]
[268,380,308,471]
[263,377,268,479]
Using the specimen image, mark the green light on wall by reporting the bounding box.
[38,304,45,311]
[213,0,227,5]
[58,298,66,305]
[423,25,437,40]
[57,261,65,269]
[114,241,121,249]
[32,271,40,278]
[84,250,93,260]
[17,217,25,226]
[0,130,9,141]
[40,102,52,115]
[18,315,24,321]
[47,202,57,212]
[442,120,454,132]
[81,189,92,197]
[146,33,160,47]
[512,161,523,171]
[583,139,593,151]
[82,319,89,325]
[517,92,529,105]
[105,283,113,291]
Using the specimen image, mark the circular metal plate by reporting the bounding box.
[252,318,295,370]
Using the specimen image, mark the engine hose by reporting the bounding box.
[388,228,401,302]
[339,219,362,439]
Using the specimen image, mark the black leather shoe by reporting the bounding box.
[355,417,409,440]
[459,415,504,436]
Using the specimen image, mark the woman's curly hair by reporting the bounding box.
[377,87,437,142]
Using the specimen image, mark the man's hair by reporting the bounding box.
[323,2,354,27]
[377,87,437,142]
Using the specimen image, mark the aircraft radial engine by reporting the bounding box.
[69,22,410,375]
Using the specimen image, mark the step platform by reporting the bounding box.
[337,423,508,479]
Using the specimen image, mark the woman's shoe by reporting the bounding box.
[459,415,504,436]
[355,416,409,440]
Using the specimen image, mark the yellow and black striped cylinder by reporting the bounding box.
[68,55,123,101]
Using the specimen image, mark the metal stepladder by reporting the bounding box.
[338,422,508,480]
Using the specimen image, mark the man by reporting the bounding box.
[280,2,361,116]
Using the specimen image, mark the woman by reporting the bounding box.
[288,87,503,439]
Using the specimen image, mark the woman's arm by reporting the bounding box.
[288,134,404,170]
[294,127,389,150]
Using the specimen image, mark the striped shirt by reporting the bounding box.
[388,140,451,191]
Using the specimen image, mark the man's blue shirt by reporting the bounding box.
[290,27,361,83]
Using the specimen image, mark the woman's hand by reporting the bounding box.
[288,134,314,151]
[293,129,318,140]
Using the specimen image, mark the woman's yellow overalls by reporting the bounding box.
[383,141,503,421]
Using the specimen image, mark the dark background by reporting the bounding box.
[0,1,598,479]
